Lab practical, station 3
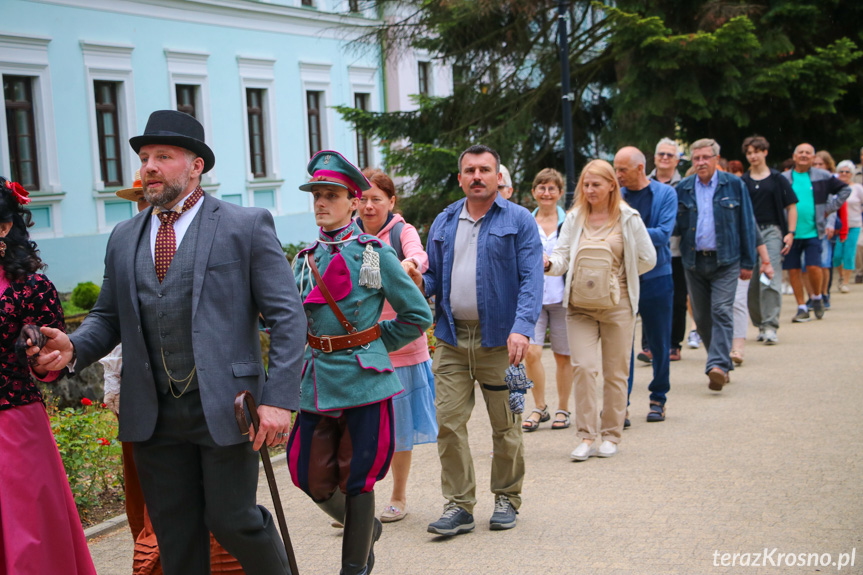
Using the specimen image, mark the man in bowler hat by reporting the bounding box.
[30,110,306,574]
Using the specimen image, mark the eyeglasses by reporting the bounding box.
[691,154,716,164]
[656,152,676,159]
[838,170,853,174]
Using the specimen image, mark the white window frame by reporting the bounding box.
[299,62,333,211]
[0,34,63,215]
[81,41,137,233]
[165,49,217,188]
[349,65,379,169]
[238,56,282,213]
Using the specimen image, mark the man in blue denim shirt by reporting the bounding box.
[615,147,677,422]
[676,138,757,392]
[412,144,542,536]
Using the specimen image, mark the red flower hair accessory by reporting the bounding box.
[5,180,30,205]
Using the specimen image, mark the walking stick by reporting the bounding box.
[234,391,300,575]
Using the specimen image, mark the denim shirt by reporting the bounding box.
[423,194,543,348]
[694,170,719,250]
[622,179,677,281]
[676,171,757,270]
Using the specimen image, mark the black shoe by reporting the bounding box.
[317,490,346,524]
[636,348,653,364]
[813,298,825,319]
[489,495,518,531]
[805,298,813,311]
[341,491,377,575]
[427,503,475,536]
[792,308,811,323]
[366,516,382,574]
[624,411,631,429]
[646,402,666,422]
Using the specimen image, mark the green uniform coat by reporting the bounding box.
[293,222,433,416]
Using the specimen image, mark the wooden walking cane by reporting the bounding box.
[234,391,300,575]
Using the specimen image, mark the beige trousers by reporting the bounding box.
[566,297,635,444]
[433,320,524,513]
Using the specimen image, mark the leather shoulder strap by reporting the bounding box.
[306,254,356,334]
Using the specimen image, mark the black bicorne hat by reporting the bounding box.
[129,110,215,173]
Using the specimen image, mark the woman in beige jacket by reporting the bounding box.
[545,160,656,461]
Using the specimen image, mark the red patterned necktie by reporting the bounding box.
[154,187,204,282]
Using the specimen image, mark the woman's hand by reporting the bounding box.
[401,260,418,275]
[16,324,47,371]
[406,265,424,290]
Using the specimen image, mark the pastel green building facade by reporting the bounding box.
[1,0,385,290]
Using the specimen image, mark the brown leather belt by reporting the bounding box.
[308,324,381,353]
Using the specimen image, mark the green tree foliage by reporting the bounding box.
[338,0,617,232]
[608,0,863,163]
[339,1,862,233]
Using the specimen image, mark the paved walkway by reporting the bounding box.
[89,289,863,574]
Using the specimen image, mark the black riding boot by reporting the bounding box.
[316,489,346,524]
[340,491,383,575]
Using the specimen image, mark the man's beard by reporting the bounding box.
[144,171,191,208]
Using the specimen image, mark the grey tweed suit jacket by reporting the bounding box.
[71,193,306,446]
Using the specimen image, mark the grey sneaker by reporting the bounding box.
[756,328,765,342]
[813,298,825,319]
[792,308,811,323]
[489,495,518,531]
[428,503,475,536]
[763,329,778,345]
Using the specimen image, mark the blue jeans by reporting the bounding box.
[628,274,673,405]
[684,253,739,374]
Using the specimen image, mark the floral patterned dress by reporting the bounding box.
[0,270,96,575]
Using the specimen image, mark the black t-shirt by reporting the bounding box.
[741,170,798,230]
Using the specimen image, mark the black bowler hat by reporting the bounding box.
[129,110,215,173]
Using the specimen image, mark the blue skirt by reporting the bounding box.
[392,360,438,452]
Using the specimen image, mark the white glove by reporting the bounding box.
[104,391,120,416]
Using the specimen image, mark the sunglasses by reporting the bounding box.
[656,152,676,158]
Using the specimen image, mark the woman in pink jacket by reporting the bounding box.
[357,169,437,523]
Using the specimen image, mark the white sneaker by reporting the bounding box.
[687,330,701,349]
[763,329,778,345]
[597,440,618,458]
[570,442,597,461]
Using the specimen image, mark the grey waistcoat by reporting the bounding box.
[135,212,202,395]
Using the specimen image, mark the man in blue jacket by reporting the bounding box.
[615,147,678,422]
[411,144,542,536]
[676,138,757,392]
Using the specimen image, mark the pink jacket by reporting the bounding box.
[360,213,430,367]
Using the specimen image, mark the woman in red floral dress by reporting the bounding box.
[0,177,96,575]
